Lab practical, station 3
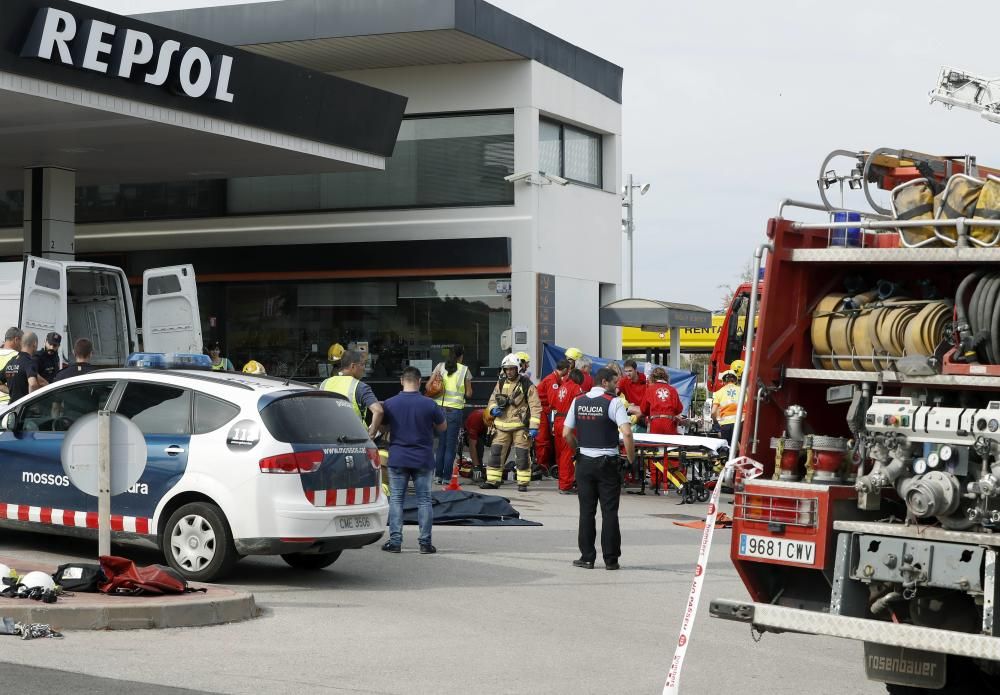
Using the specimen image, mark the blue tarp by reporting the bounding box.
[540,343,697,412]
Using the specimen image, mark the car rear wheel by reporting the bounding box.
[161,502,239,583]
[281,551,343,570]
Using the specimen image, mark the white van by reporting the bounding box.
[0,255,202,365]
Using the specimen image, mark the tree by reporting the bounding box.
[717,259,755,312]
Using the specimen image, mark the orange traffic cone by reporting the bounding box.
[444,458,463,491]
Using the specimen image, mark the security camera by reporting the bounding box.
[541,172,569,186]
[504,171,535,183]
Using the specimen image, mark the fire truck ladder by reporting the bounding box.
[930,65,1000,125]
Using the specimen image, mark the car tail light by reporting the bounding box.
[367,449,381,469]
[259,450,324,474]
[736,492,817,527]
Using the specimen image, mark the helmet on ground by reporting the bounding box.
[501,353,520,369]
[730,359,745,378]
[21,570,55,591]
[327,342,345,362]
[0,563,11,580]
[720,369,737,383]
[565,347,584,361]
[515,351,530,364]
[243,360,266,375]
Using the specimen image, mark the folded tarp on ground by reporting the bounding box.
[401,490,542,526]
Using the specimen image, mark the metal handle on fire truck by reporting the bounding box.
[860,147,901,216]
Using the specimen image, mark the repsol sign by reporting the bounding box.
[20,7,235,103]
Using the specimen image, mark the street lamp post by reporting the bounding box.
[622,174,650,297]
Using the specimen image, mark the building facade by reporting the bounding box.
[0,0,624,382]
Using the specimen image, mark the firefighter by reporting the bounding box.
[515,351,533,381]
[481,353,542,492]
[552,368,584,493]
[730,359,745,381]
[712,369,741,448]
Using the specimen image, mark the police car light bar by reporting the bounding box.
[126,353,213,370]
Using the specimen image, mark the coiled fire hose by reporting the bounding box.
[812,293,951,371]
[956,271,1000,363]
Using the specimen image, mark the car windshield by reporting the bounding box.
[260,393,369,443]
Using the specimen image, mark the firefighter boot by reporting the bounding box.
[515,446,531,492]
[480,443,504,490]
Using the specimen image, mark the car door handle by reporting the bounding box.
[165,445,186,456]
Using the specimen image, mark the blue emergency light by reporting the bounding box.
[126,353,213,370]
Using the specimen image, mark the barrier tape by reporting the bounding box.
[662,456,763,695]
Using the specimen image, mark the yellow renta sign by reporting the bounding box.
[622,315,725,351]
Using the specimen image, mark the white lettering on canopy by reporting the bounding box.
[20,7,235,103]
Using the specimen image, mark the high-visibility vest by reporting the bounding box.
[0,349,15,405]
[321,375,362,419]
[437,364,468,410]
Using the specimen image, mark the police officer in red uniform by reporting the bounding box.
[535,359,569,475]
[551,368,584,493]
[563,367,635,570]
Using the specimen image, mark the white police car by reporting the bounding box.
[0,363,387,581]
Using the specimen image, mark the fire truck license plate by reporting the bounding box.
[337,515,373,531]
[739,534,815,564]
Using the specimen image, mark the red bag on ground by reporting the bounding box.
[98,555,203,595]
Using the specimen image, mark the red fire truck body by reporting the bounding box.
[710,150,1000,693]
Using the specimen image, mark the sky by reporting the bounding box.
[79,0,1000,309]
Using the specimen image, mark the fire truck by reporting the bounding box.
[708,146,1000,693]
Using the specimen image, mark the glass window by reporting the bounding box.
[216,278,511,380]
[539,120,562,177]
[18,381,116,432]
[261,393,369,443]
[228,113,515,214]
[75,180,227,223]
[563,125,602,186]
[193,393,240,434]
[116,382,191,435]
[146,275,182,295]
[538,119,603,187]
[34,267,60,290]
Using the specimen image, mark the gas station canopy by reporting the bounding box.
[0,0,408,187]
[599,298,712,333]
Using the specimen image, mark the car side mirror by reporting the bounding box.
[0,411,19,432]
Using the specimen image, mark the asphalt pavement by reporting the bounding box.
[0,479,884,694]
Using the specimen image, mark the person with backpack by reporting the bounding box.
[480,353,541,492]
[430,345,473,484]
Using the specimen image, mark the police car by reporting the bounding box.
[0,363,387,581]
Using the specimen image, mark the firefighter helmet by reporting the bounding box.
[515,351,530,364]
[327,342,345,362]
[501,353,520,369]
[730,359,745,378]
[565,347,584,361]
[243,360,266,375]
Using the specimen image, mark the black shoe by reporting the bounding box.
[517,484,528,492]
[381,542,401,553]
[419,543,437,555]
[434,477,443,485]
[572,559,595,569]
[605,561,620,571]
[480,481,499,490]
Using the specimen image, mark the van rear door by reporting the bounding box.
[19,256,67,344]
[141,265,202,354]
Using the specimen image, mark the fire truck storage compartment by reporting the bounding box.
[66,268,129,367]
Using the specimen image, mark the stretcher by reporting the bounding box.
[621,433,728,502]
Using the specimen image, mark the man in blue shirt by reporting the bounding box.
[381,366,446,554]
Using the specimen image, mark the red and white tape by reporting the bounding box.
[662,456,763,695]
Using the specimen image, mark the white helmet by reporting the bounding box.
[20,570,55,591]
[0,563,11,580]
[501,353,520,369]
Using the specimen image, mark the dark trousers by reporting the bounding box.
[576,454,622,564]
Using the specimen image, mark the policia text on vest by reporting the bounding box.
[563,370,636,570]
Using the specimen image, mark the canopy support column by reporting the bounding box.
[24,166,75,261]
